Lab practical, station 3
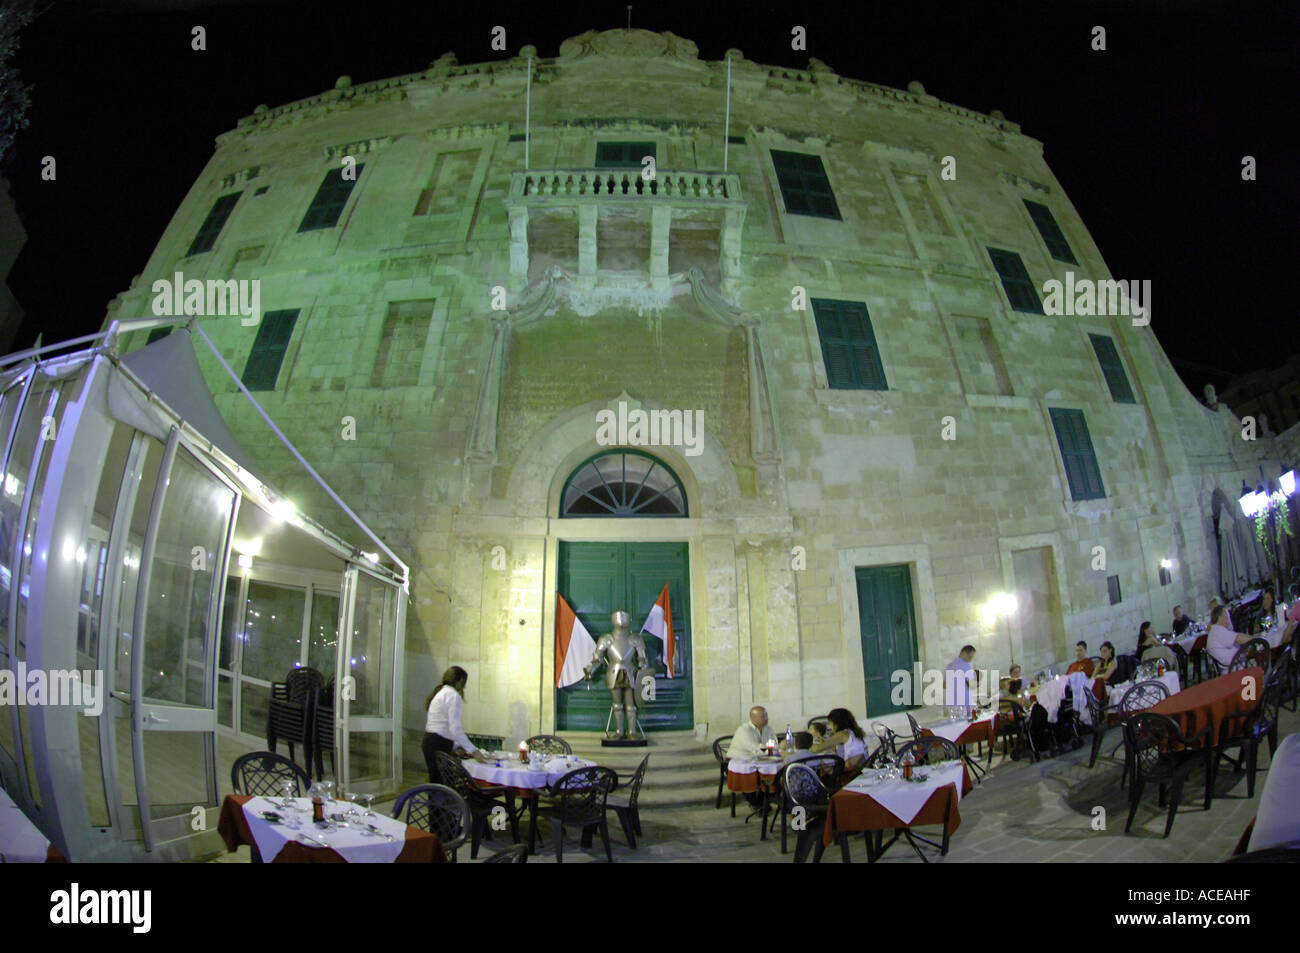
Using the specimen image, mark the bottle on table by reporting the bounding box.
[901,749,915,781]
[310,783,325,823]
[785,723,794,752]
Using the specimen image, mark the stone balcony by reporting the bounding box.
[505,168,746,294]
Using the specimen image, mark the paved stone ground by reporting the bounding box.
[212,708,1297,864]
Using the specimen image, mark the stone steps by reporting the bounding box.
[561,731,719,807]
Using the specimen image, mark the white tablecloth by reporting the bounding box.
[242,796,407,863]
[925,710,997,743]
[1262,625,1287,649]
[0,784,52,863]
[727,757,786,779]
[838,761,965,825]
[464,757,596,789]
[1079,671,1181,726]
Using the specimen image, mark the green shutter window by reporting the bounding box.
[241,309,299,391]
[771,150,841,220]
[1088,333,1136,404]
[595,142,655,169]
[1049,407,1106,501]
[987,247,1043,314]
[1023,199,1078,264]
[811,298,887,390]
[298,165,364,232]
[186,192,241,256]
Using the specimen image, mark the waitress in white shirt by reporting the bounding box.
[423,666,488,782]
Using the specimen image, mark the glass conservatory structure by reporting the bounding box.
[0,321,408,861]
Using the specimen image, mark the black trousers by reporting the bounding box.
[423,732,453,782]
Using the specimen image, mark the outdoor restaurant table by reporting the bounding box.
[726,756,785,795]
[217,794,446,863]
[1080,671,1182,726]
[464,755,596,791]
[920,711,999,778]
[1148,667,1263,747]
[822,761,973,862]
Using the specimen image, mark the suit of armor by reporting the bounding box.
[584,610,649,739]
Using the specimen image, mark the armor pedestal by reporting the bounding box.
[601,706,648,747]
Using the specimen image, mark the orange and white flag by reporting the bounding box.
[555,593,597,688]
[640,583,676,678]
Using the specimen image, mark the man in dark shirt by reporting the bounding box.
[1171,604,1191,636]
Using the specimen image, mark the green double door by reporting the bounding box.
[556,541,692,731]
[857,564,919,718]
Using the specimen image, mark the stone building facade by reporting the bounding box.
[102,28,1284,772]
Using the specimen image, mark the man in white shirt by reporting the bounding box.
[726,706,775,759]
[945,645,977,710]
[1206,606,1251,673]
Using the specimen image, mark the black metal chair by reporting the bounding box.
[713,735,735,814]
[905,712,924,740]
[525,734,572,755]
[1123,713,1212,838]
[267,666,325,774]
[1115,679,1172,787]
[312,676,335,781]
[1084,688,1112,769]
[997,699,1029,761]
[482,843,530,863]
[1211,678,1282,800]
[606,754,649,848]
[770,754,843,852]
[1189,638,1211,683]
[896,736,960,766]
[871,721,898,756]
[1229,638,1273,677]
[531,766,618,863]
[230,750,312,798]
[433,751,520,859]
[392,783,469,862]
[784,762,832,863]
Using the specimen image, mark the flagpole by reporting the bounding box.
[723,52,732,172]
[524,54,532,169]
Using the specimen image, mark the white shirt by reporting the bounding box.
[1249,734,1300,852]
[944,657,975,706]
[727,720,775,759]
[837,732,868,764]
[425,687,478,754]
[1207,623,1242,672]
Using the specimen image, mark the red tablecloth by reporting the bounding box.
[727,768,781,794]
[1149,668,1263,746]
[823,765,974,845]
[217,794,446,863]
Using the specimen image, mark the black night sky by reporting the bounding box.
[4,0,1297,394]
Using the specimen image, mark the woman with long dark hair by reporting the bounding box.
[809,707,868,771]
[423,666,487,782]
[1135,620,1176,668]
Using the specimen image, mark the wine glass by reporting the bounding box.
[279,778,297,810]
[356,793,375,819]
[320,779,335,809]
[344,792,361,817]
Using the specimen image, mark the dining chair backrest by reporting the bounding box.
[620,754,650,812]
[551,766,618,825]
[906,712,924,740]
[432,751,478,801]
[392,783,469,853]
[483,844,530,864]
[806,715,830,734]
[786,754,844,791]
[712,736,733,764]
[1120,679,1171,719]
[525,734,572,755]
[1127,712,1203,779]
[784,763,829,808]
[1230,638,1272,676]
[896,736,960,766]
[871,722,897,755]
[231,751,312,797]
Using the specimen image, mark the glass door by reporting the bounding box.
[127,428,238,851]
[336,565,403,794]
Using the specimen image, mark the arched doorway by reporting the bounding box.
[555,450,693,731]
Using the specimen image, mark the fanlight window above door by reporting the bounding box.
[561,451,687,518]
